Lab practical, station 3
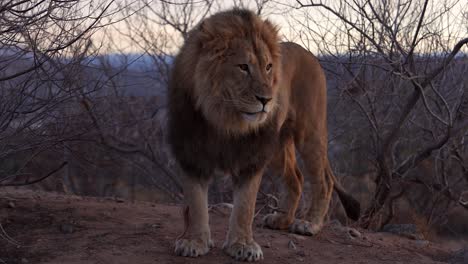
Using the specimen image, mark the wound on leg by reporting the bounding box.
[177,205,190,240]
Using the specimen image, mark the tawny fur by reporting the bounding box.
[168,8,360,261]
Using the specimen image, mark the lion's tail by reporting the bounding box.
[326,162,361,221]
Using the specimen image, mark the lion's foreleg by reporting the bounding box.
[223,170,264,262]
[174,177,212,257]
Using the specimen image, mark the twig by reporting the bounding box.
[0,162,67,187]
[0,222,21,247]
[325,237,374,248]
[255,192,280,218]
[254,203,268,219]
[405,0,430,63]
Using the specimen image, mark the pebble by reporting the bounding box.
[288,240,296,250]
[414,240,429,247]
[382,223,424,239]
[328,219,342,229]
[7,201,15,208]
[348,228,362,238]
[59,223,74,234]
[449,248,468,264]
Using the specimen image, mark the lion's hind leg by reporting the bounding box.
[290,140,333,236]
[263,138,304,230]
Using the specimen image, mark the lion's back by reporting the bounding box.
[277,42,328,145]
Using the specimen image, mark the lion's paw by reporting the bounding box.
[263,212,291,230]
[174,238,213,257]
[223,240,263,262]
[289,219,322,236]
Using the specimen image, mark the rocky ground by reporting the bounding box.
[1,189,467,264]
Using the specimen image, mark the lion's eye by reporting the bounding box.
[266,63,273,72]
[238,64,249,73]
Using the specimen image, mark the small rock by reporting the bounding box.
[382,223,424,239]
[449,248,468,264]
[7,201,15,208]
[220,203,234,209]
[348,228,362,239]
[21,258,29,263]
[59,223,74,234]
[382,224,417,234]
[264,242,271,248]
[288,240,296,250]
[414,240,429,247]
[115,198,125,203]
[328,219,342,230]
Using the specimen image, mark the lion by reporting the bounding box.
[168,8,360,262]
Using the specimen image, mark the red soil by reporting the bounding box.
[0,189,461,264]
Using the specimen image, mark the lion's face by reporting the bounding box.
[193,37,280,135]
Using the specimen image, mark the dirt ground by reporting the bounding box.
[0,189,466,264]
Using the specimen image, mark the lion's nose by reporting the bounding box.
[255,95,272,106]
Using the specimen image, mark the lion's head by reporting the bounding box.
[183,9,281,135]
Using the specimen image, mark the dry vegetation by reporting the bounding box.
[1,0,468,258]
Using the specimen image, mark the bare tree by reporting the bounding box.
[294,0,468,228]
[0,0,125,187]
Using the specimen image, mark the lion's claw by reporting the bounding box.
[174,238,212,257]
[223,240,263,262]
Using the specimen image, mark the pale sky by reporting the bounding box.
[92,0,467,55]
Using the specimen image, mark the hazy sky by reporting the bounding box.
[93,0,467,55]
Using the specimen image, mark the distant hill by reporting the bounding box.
[0,48,173,97]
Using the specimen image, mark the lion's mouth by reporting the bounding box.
[241,111,268,123]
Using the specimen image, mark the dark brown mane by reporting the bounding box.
[168,8,283,181]
[190,8,280,61]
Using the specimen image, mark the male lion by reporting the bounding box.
[168,9,360,262]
